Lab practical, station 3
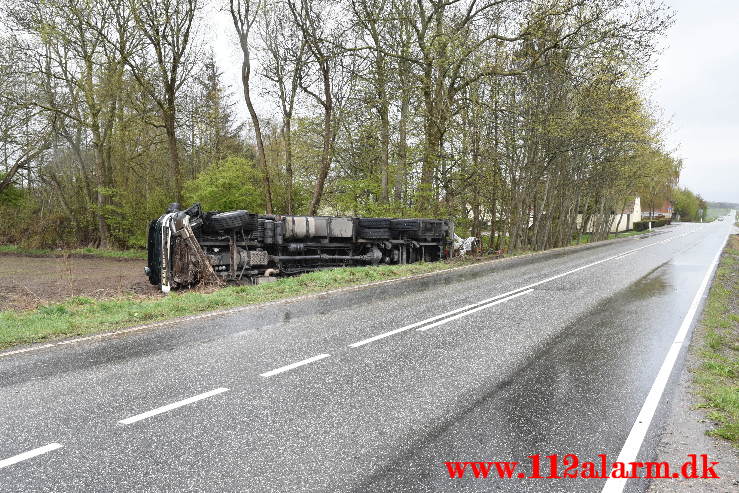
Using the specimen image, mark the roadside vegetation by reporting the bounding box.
[0,245,145,260]
[570,229,646,246]
[693,233,739,445]
[672,187,707,222]
[705,207,732,221]
[0,257,490,350]
[0,232,622,350]
[0,0,689,255]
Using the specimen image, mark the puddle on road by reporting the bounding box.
[358,261,699,493]
[615,265,670,302]
[495,265,677,449]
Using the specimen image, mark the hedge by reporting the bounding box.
[633,218,671,231]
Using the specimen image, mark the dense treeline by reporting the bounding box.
[672,187,706,222]
[0,0,685,251]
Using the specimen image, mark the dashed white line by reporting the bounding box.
[416,289,534,332]
[349,289,533,347]
[118,387,229,425]
[260,353,331,377]
[0,443,62,469]
[349,233,685,347]
[601,232,729,493]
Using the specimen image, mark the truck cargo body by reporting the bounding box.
[145,204,454,291]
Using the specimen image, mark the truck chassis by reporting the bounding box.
[146,204,454,292]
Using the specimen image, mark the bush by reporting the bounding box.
[184,156,266,212]
[0,176,24,206]
[633,218,672,231]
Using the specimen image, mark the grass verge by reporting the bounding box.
[570,229,645,245]
[0,257,486,350]
[693,233,739,445]
[0,244,146,260]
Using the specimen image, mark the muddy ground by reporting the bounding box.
[0,255,160,311]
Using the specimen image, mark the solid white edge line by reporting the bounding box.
[601,232,729,493]
[118,387,229,425]
[260,353,331,378]
[0,443,63,469]
[416,289,534,332]
[0,344,55,357]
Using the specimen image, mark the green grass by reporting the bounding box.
[693,234,739,445]
[0,258,486,350]
[706,207,731,221]
[0,244,146,260]
[570,229,646,245]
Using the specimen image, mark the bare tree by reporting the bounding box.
[0,38,49,195]
[288,0,345,215]
[114,0,201,204]
[261,0,307,214]
[351,0,392,203]
[5,0,125,246]
[229,0,273,213]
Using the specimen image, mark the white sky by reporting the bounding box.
[210,0,739,204]
[650,0,739,203]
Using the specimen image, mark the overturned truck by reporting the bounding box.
[146,203,455,292]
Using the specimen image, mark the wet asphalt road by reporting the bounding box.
[0,219,733,492]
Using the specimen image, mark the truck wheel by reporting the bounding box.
[207,211,257,231]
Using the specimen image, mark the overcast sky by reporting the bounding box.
[651,0,739,203]
[211,0,739,204]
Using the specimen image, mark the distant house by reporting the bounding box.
[577,197,642,233]
[642,200,673,219]
[614,197,642,231]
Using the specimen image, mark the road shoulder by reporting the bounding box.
[648,347,739,491]
[649,233,738,492]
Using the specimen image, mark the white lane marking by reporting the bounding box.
[349,289,532,348]
[260,353,331,378]
[0,443,62,469]
[416,289,534,332]
[601,233,729,493]
[118,387,229,425]
[0,344,55,356]
[350,234,687,347]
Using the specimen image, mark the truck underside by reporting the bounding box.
[146,204,454,292]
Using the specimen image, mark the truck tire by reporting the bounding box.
[358,218,391,229]
[207,211,257,231]
[358,227,391,239]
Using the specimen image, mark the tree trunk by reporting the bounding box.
[418,64,437,212]
[379,102,390,203]
[283,117,294,215]
[394,68,410,203]
[420,118,442,212]
[92,142,111,249]
[242,59,273,214]
[613,197,629,234]
[308,63,333,216]
[164,111,183,204]
[489,193,497,251]
[376,53,390,203]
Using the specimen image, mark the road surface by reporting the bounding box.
[0,219,733,492]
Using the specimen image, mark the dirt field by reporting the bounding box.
[0,254,160,311]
